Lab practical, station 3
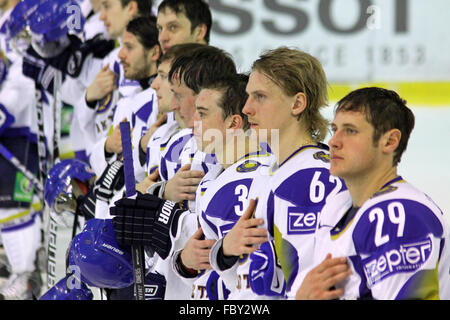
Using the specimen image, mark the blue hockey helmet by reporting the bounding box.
[29,0,85,43]
[5,0,43,39]
[68,218,135,289]
[44,158,95,211]
[39,277,93,300]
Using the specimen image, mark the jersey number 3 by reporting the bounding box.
[234,185,249,216]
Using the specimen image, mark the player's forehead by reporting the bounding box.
[101,0,120,8]
[157,60,171,73]
[171,78,193,95]
[157,7,190,25]
[197,88,222,108]
[121,30,138,44]
[332,109,371,129]
[247,70,280,94]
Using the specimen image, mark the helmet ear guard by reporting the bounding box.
[44,159,95,212]
[44,159,95,227]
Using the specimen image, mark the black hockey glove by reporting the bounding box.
[94,160,125,203]
[110,193,185,259]
[22,46,58,93]
[75,187,96,220]
[110,192,157,247]
[45,34,115,78]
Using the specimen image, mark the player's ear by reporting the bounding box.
[127,0,138,18]
[149,44,161,62]
[192,23,207,43]
[291,92,307,117]
[227,114,243,130]
[381,128,401,155]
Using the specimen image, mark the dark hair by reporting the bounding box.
[158,0,212,43]
[120,0,153,17]
[157,42,204,66]
[200,74,250,130]
[169,45,236,95]
[126,16,159,50]
[335,87,415,165]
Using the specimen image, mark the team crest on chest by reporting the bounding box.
[313,151,330,163]
[236,160,261,173]
[97,93,113,114]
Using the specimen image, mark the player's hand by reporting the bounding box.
[140,113,168,153]
[136,169,159,194]
[222,199,268,257]
[180,228,216,270]
[163,164,204,202]
[295,253,351,300]
[85,64,117,103]
[105,118,129,154]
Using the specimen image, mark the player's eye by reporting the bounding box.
[254,93,265,101]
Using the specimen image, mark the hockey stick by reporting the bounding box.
[120,121,146,301]
[43,67,64,289]
[51,69,62,163]
[33,84,60,290]
[0,142,44,194]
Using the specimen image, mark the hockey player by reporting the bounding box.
[72,0,154,174]
[0,0,44,300]
[137,0,214,188]
[135,0,213,204]
[171,74,279,300]
[156,0,211,54]
[110,45,237,299]
[210,47,346,299]
[136,43,202,194]
[60,0,109,163]
[144,45,236,204]
[88,16,160,188]
[295,87,450,300]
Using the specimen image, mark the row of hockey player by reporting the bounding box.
[0,0,448,301]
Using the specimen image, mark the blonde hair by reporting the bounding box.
[252,47,330,142]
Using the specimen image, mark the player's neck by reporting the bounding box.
[218,133,255,169]
[346,165,398,207]
[277,125,316,165]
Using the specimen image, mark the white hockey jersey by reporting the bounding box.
[89,84,158,179]
[252,144,346,299]
[192,150,275,300]
[0,8,38,138]
[314,176,450,300]
[60,3,109,161]
[158,128,193,182]
[145,115,179,176]
[151,134,223,300]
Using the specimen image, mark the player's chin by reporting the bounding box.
[329,162,343,177]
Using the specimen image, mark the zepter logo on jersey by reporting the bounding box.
[287,206,321,235]
[362,236,433,288]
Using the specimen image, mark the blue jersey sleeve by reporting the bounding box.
[353,199,444,299]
